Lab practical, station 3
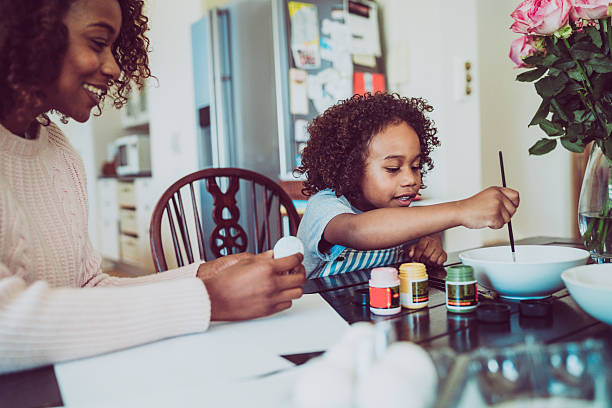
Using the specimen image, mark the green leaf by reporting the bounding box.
[585,26,603,48]
[587,56,612,73]
[524,53,559,67]
[529,98,551,126]
[570,41,600,60]
[535,74,568,98]
[554,60,576,70]
[566,124,583,140]
[591,73,610,99]
[539,119,565,136]
[567,68,585,82]
[516,67,548,82]
[561,137,585,153]
[529,138,557,155]
[604,138,612,159]
[607,123,612,137]
[564,82,585,93]
[574,110,595,123]
[550,98,569,122]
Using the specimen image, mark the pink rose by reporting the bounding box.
[509,36,543,68]
[511,0,572,35]
[570,0,611,21]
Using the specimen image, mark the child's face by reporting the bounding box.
[43,0,121,122]
[357,121,422,210]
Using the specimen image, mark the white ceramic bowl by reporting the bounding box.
[458,245,590,299]
[561,264,612,325]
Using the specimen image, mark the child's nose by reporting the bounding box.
[401,170,419,187]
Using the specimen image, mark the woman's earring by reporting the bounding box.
[59,114,69,124]
[36,113,50,126]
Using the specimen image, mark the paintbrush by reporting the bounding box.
[498,151,516,262]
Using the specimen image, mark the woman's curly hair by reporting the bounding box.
[295,92,440,204]
[0,0,151,122]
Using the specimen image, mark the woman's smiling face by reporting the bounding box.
[43,0,122,122]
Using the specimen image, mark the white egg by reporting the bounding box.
[358,342,438,408]
[324,322,376,372]
[273,236,305,259]
[293,359,355,408]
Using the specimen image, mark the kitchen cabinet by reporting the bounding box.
[117,178,155,272]
[96,178,120,261]
[96,177,155,273]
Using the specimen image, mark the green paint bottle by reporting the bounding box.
[445,265,478,313]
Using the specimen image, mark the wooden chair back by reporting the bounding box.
[150,167,300,272]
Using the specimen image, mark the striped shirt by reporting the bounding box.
[313,245,410,277]
[297,190,416,278]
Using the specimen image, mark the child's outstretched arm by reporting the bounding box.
[323,186,519,251]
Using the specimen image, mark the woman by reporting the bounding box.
[0,0,305,374]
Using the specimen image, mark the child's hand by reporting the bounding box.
[408,234,447,266]
[459,186,519,229]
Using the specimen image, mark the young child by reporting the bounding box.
[296,93,519,278]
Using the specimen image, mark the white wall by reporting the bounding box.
[144,0,203,204]
[381,0,483,251]
[476,0,573,245]
[67,0,574,255]
[381,0,573,251]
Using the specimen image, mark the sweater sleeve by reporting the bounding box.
[0,261,211,375]
[0,125,212,375]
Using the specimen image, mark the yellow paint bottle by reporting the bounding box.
[398,263,429,309]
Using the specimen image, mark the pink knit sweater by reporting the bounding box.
[0,122,211,374]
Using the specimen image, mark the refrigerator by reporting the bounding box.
[190,0,385,255]
[191,0,386,180]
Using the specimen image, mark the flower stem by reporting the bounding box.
[608,17,612,58]
[563,38,595,93]
[562,38,609,136]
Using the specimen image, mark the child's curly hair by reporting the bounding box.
[0,0,152,122]
[295,92,440,204]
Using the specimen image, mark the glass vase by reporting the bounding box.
[578,143,612,263]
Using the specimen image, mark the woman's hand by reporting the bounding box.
[202,251,306,321]
[196,253,254,281]
[408,234,447,266]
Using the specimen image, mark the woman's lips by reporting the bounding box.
[82,83,105,104]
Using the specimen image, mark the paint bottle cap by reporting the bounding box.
[476,303,511,323]
[369,267,399,287]
[446,265,475,282]
[399,262,427,279]
[273,236,304,259]
[519,298,552,318]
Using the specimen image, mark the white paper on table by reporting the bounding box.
[55,295,348,407]
[208,294,349,356]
